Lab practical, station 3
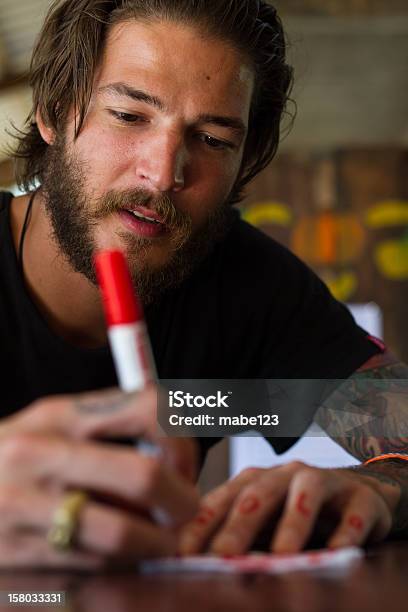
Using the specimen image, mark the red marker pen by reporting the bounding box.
[95,251,171,524]
[94,250,156,392]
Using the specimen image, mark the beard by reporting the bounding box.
[41,134,235,304]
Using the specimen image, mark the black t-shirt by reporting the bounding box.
[0,191,380,455]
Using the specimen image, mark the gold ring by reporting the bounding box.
[47,490,88,552]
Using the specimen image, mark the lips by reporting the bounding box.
[123,205,164,225]
[118,209,166,238]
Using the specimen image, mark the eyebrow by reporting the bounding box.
[196,114,246,136]
[98,82,247,136]
[99,82,165,110]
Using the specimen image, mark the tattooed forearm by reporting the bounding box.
[351,459,408,537]
[315,352,408,461]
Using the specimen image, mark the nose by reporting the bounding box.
[136,132,187,193]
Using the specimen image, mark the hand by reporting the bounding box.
[0,385,199,569]
[179,461,400,555]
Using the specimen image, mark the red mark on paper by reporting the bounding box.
[348,515,364,532]
[194,506,215,526]
[238,495,261,515]
[296,492,311,517]
[307,552,325,566]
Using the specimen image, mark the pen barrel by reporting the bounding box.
[108,322,156,392]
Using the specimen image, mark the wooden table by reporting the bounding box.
[0,542,407,611]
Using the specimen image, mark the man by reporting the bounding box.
[0,0,407,568]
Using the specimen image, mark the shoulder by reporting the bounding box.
[0,191,15,228]
[2,192,28,254]
[222,214,292,260]
[0,191,13,235]
[218,214,325,296]
[0,191,13,211]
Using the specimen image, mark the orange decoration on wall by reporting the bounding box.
[291,212,365,267]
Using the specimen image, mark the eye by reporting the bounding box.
[199,134,234,151]
[109,110,147,124]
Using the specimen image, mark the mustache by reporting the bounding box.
[93,188,193,251]
[93,188,188,228]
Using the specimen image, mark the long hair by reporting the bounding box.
[12,0,295,203]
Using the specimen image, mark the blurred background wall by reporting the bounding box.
[245,0,408,363]
[0,0,50,184]
[0,0,407,489]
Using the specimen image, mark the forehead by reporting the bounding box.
[96,19,255,119]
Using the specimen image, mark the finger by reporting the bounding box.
[0,485,178,559]
[2,386,159,441]
[328,488,392,549]
[272,468,344,554]
[78,499,179,558]
[159,438,199,483]
[64,388,199,481]
[208,470,290,555]
[0,434,199,526]
[0,533,105,570]
[75,384,161,441]
[179,467,266,555]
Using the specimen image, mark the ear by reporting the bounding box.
[35,108,55,145]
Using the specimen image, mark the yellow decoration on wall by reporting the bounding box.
[365,201,408,228]
[242,202,293,227]
[374,240,408,280]
[324,271,358,302]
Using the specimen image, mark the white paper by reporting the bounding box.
[141,547,363,576]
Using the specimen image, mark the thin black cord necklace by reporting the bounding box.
[18,190,36,274]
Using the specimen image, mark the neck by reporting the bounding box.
[11,191,108,349]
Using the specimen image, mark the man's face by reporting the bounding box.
[41,19,254,301]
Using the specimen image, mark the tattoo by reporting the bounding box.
[296,492,311,517]
[352,460,408,537]
[195,507,216,525]
[348,515,364,532]
[74,390,137,414]
[356,351,396,372]
[193,506,215,527]
[314,351,408,461]
[238,496,261,515]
